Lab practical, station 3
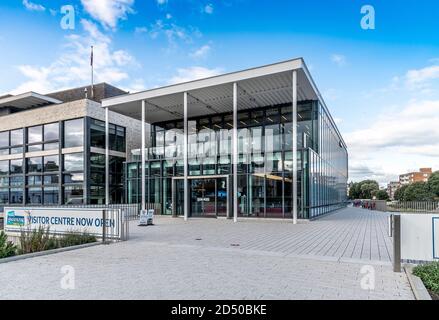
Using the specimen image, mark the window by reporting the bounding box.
[64,119,84,148]
[0,188,8,204]
[44,142,59,151]
[28,175,42,186]
[10,129,23,146]
[44,123,59,141]
[27,187,42,204]
[28,126,43,144]
[27,157,43,173]
[64,173,84,184]
[10,176,24,186]
[44,155,59,172]
[90,119,106,149]
[0,131,8,147]
[0,161,8,175]
[44,187,59,204]
[10,159,23,174]
[64,185,84,204]
[64,153,83,172]
[44,175,59,185]
[10,188,23,204]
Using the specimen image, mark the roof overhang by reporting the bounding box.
[102,58,322,123]
[0,92,62,110]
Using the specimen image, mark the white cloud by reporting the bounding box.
[331,54,346,67]
[168,66,222,84]
[204,4,214,14]
[147,20,200,47]
[22,0,45,12]
[346,99,439,183]
[81,0,135,29]
[157,0,168,5]
[190,45,211,59]
[166,13,172,19]
[405,64,439,90]
[11,19,136,94]
[135,26,148,34]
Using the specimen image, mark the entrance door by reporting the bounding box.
[190,179,218,217]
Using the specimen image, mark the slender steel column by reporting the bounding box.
[183,92,189,221]
[292,70,298,224]
[141,100,146,211]
[105,106,110,205]
[233,82,238,223]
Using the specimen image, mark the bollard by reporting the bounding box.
[393,214,401,272]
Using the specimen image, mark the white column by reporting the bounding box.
[141,100,146,211]
[233,82,238,223]
[292,70,298,224]
[183,92,189,221]
[105,106,110,205]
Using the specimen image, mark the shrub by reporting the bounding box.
[58,231,97,248]
[18,226,58,254]
[0,231,17,258]
[413,262,439,295]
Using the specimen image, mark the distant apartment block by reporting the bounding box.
[399,168,432,186]
[387,181,399,200]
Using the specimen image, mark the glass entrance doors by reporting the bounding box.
[174,176,229,218]
[191,179,216,217]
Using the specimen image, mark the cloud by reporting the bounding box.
[157,0,168,5]
[22,0,45,12]
[168,66,223,84]
[345,99,439,183]
[11,19,136,94]
[405,64,439,91]
[135,26,148,34]
[331,54,346,67]
[81,0,135,29]
[147,20,201,47]
[190,45,211,59]
[204,4,214,14]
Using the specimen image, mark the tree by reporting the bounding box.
[403,182,435,201]
[348,180,379,199]
[427,171,439,198]
[375,190,390,201]
[394,185,408,201]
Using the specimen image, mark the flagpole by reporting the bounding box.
[91,45,94,99]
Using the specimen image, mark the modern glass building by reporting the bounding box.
[0,83,139,207]
[103,58,348,221]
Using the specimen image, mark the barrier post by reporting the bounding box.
[393,214,401,272]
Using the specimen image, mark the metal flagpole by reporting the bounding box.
[90,45,94,99]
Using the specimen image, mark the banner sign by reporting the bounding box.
[4,207,120,238]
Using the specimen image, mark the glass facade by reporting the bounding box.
[0,117,126,206]
[125,101,348,219]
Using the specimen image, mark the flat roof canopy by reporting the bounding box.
[102,58,321,124]
[0,92,62,110]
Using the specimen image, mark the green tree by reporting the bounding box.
[348,180,379,199]
[394,185,408,201]
[427,171,439,198]
[375,189,390,201]
[0,231,17,259]
[403,182,435,201]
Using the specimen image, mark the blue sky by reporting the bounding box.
[1,0,439,185]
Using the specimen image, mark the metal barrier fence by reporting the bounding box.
[353,200,439,213]
[387,201,439,213]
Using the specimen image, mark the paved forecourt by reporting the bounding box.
[0,207,413,300]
